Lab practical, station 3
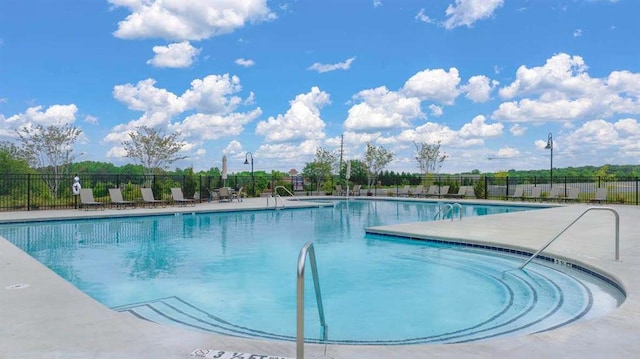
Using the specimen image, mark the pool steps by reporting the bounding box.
[113,247,593,345]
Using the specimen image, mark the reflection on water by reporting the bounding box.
[0,201,535,285]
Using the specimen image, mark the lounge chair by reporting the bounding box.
[507,186,524,200]
[349,184,361,196]
[171,187,196,207]
[423,185,438,197]
[108,188,135,209]
[335,184,344,196]
[590,187,608,204]
[560,188,580,203]
[398,185,411,197]
[445,186,469,199]
[218,187,232,202]
[437,185,450,198]
[141,188,166,208]
[524,186,542,201]
[79,188,105,210]
[544,186,562,202]
[409,185,423,197]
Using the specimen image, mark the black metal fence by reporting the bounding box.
[0,173,637,211]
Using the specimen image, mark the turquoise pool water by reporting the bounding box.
[0,200,624,344]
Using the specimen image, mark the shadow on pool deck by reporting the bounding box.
[0,199,639,358]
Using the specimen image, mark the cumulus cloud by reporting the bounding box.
[344,86,424,131]
[106,74,260,155]
[461,75,498,102]
[444,0,504,29]
[307,57,356,73]
[109,0,276,41]
[3,104,78,133]
[493,53,640,123]
[402,68,461,105]
[147,41,201,68]
[235,58,255,67]
[223,140,243,156]
[459,115,503,138]
[255,87,330,142]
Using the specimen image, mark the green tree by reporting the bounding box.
[16,123,82,196]
[363,142,393,191]
[302,147,337,192]
[121,126,187,180]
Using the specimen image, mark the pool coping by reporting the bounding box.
[1,198,639,358]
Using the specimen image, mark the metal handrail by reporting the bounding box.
[275,185,300,201]
[519,207,620,270]
[433,203,463,221]
[267,193,285,209]
[297,242,328,359]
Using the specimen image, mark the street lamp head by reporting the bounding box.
[545,132,553,150]
[243,158,249,165]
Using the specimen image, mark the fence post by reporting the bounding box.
[636,177,638,206]
[27,173,31,211]
[506,176,510,199]
[484,176,488,199]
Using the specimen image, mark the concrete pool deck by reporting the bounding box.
[0,198,638,358]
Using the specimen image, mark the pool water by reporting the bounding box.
[0,200,624,344]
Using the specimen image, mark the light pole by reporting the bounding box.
[545,132,553,188]
[244,152,254,197]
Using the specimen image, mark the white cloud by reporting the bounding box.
[402,68,461,105]
[255,87,330,142]
[235,58,255,67]
[461,75,498,102]
[416,9,434,24]
[107,74,260,155]
[4,104,78,130]
[181,74,243,113]
[444,0,504,29]
[344,86,424,131]
[223,140,243,156]
[147,41,201,68]
[429,104,443,117]
[496,147,520,158]
[109,0,276,41]
[573,29,583,37]
[106,146,127,158]
[493,53,640,123]
[498,53,592,99]
[510,124,527,136]
[307,57,356,73]
[373,0,382,7]
[459,115,503,138]
[84,115,99,125]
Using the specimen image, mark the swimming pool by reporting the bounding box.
[0,200,624,344]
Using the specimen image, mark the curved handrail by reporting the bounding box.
[519,207,619,270]
[297,242,327,359]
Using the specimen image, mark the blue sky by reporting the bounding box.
[1,0,639,175]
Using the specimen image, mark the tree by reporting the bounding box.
[16,123,82,196]
[0,141,31,196]
[363,142,393,192]
[122,126,187,179]
[301,147,337,192]
[414,141,448,179]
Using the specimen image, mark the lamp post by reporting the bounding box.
[545,132,553,188]
[244,152,254,197]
